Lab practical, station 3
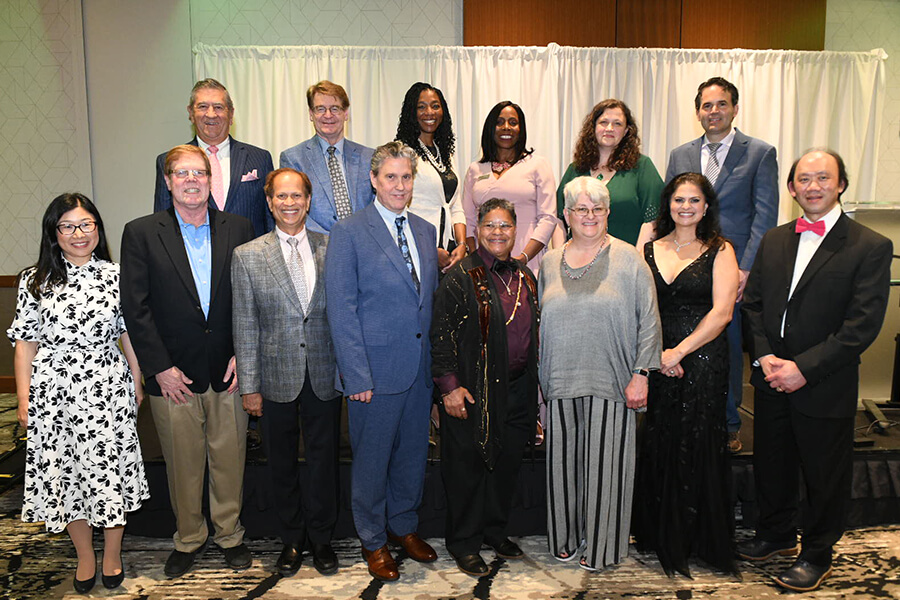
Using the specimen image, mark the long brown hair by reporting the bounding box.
[572,99,641,173]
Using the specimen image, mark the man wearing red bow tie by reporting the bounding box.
[739,149,892,592]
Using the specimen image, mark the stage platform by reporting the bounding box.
[125,395,900,540]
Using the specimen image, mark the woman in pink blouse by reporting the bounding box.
[463,101,559,272]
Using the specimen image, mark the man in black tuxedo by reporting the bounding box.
[739,149,892,592]
[122,145,256,578]
[154,78,274,237]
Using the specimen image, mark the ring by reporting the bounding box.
[777,387,784,393]
[669,370,675,374]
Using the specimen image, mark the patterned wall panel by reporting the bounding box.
[190,0,463,47]
[826,0,900,203]
[0,0,92,274]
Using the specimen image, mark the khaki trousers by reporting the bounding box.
[150,387,248,552]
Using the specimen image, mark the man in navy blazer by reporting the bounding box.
[739,149,891,591]
[666,77,779,451]
[154,78,275,237]
[279,80,375,234]
[325,141,439,582]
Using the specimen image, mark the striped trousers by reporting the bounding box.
[546,396,636,569]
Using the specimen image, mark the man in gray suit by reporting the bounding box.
[279,80,375,234]
[665,77,779,452]
[232,168,341,577]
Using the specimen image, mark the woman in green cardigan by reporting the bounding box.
[556,99,663,248]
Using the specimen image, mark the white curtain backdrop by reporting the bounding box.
[194,43,888,220]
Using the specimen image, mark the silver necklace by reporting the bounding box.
[418,138,446,173]
[673,237,696,253]
[562,235,608,280]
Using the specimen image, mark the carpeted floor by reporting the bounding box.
[2,485,899,600]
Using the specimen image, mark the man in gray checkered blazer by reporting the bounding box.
[232,167,341,577]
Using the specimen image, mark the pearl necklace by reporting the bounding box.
[418,139,446,173]
[562,235,608,280]
[673,237,696,253]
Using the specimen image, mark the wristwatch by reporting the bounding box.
[632,368,649,377]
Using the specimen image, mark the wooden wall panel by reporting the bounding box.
[681,0,826,51]
[617,0,682,48]
[464,0,616,47]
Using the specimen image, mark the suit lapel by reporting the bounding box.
[305,137,337,212]
[792,214,848,297]
[263,231,302,312]
[344,142,360,208]
[307,231,328,310]
[367,205,419,295]
[157,209,201,306]
[410,216,434,304]
[716,130,747,192]
[689,137,702,173]
[209,209,228,308]
[226,137,247,210]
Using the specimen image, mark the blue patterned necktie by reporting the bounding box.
[395,216,420,293]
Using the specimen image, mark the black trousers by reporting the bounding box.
[261,374,341,547]
[440,373,532,557]
[752,386,854,566]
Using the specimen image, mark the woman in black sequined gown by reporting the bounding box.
[633,173,740,578]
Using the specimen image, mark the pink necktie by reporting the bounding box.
[208,145,225,211]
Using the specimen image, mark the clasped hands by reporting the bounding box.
[661,348,685,379]
[759,354,807,394]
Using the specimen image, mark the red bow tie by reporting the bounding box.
[795,218,826,236]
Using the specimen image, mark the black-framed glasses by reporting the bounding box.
[57,221,97,235]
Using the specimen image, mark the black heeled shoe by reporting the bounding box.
[73,571,96,594]
[102,565,125,589]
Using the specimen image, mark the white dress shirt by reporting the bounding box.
[275,225,316,304]
[781,202,843,336]
[374,199,421,276]
[700,127,736,175]
[197,136,232,202]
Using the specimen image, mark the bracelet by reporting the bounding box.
[520,249,531,263]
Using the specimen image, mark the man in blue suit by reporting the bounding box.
[154,78,274,237]
[325,141,439,582]
[279,80,375,234]
[665,77,779,452]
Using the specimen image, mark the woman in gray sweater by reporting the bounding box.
[539,176,661,570]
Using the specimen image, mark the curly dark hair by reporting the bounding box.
[395,82,455,167]
[22,192,112,299]
[478,101,533,164]
[572,99,642,173]
[654,173,726,249]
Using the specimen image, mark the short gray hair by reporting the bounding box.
[371,141,418,177]
[189,78,234,112]
[477,198,516,224]
[563,176,610,210]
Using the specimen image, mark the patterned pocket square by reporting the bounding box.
[241,169,259,182]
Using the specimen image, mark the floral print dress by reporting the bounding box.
[7,257,149,533]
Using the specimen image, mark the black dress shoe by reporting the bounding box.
[312,543,338,575]
[490,538,524,559]
[455,553,489,577]
[222,543,252,570]
[276,544,302,577]
[73,572,96,594]
[774,559,833,592]
[736,537,799,561]
[102,566,125,589]
[164,548,198,578]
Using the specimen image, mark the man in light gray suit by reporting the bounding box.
[279,80,375,234]
[666,77,779,452]
[232,168,341,577]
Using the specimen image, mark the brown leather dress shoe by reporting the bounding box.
[387,532,438,563]
[362,545,399,581]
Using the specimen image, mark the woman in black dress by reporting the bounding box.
[633,173,740,578]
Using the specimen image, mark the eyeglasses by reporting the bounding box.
[312,105,345,116]
[568,206,608,218]
[169,169,209,179]
[479,221,514,231]
[57,221,97,235]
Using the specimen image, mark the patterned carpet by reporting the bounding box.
[1,485,898,600]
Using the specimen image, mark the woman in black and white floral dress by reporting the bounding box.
[8,193,149,593]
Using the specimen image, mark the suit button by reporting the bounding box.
[205,329,211,334]
[304,318,309,323]
[416,333,422,339]
[300,343,306,348]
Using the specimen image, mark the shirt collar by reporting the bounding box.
[174,207,210,230]
[196,135,230,154]
[703,127,736,151]
[373,197,409,223]
[316,135,345,156]
[275,224,308,245]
